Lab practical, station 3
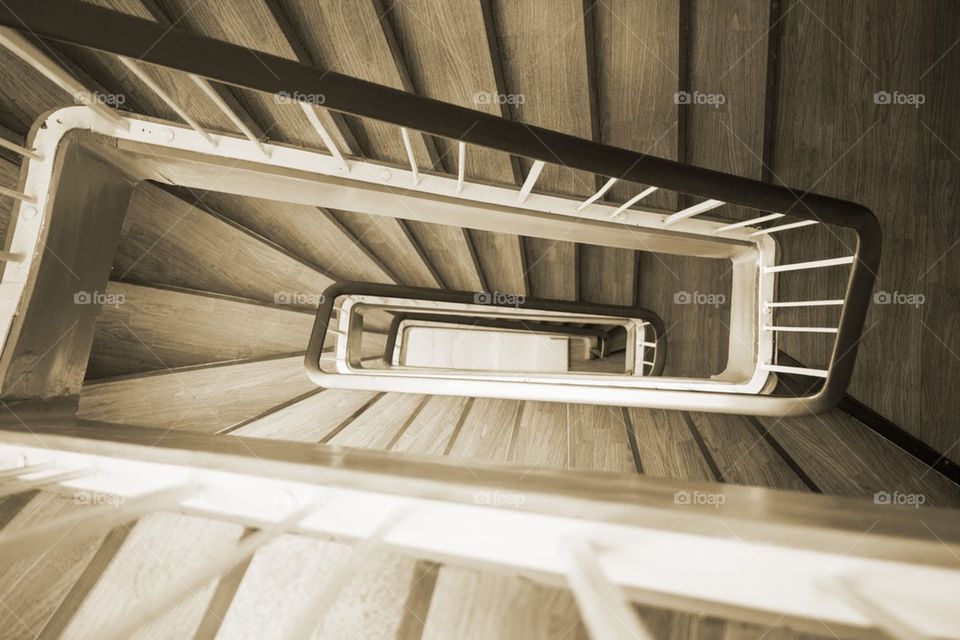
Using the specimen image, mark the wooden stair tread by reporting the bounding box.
[403,221,484,291]
[59,512,244,639]
[578,244,636,306]
[280,0,434,167]
[115,184,331,308]
[524,238,576,301]
[328,392,427,451]
[155,0,345,150]
[86,281,315,379]
[327,209,439,288]
[193,191,394,284]
[626,408,715,482]
[230,388,380,443]
[77,355,317,433]
[0,492,107,638]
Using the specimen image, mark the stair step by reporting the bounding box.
[279,0,435,167]
[0,154,18,242]
[77,355,317,433]
[404,221,484,291]
[115,183,331,308]
[229,389,381,442]
[86,281,316,379]
[191,191,394,284]
[0,47,65,134]
[624,408,715,482]
[579,244,636,306]
[524,238,577,301]
[211,533,421,639]
[57,512,244,639]
[329,392,428,450]
[328,209,439,288]
[0,491,108,637]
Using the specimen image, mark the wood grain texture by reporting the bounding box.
[636,253,731,377]
[329,392,427,451]
[0,155,17,242]
[0,47,67,134]
[391,394,470,456]
[38,525,133,640]
[759,407,960,508]
[195,191,394,284]
[230,389,380,442]
[507,401,567,468]
[524,237,576,301]
[0,492,106,639]
[594,0,680,209]
[567,404,635,473]
[627,407,715,482]
[61,512,243,639]
[687,0,771,222]
[86,281,315,378]
[688,412,807,491]
[155,0,349,149]
[387,0,526,294]
[214,533,418,640]
[77,355,317,432]
[446,397,520,462]
[403,221,485,290]
[918,2,960,465]
[421,566,588,640]
[328,209,440,288]
[491,0,596,197]
[280,0,434,166]
[771,0,959,462]
[578,244,635,305]
[115,184,331,308]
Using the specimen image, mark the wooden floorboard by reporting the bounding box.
[687,412,808,491]
[86,281,315,378]
[391,395,470,456]
[687,0,771,222]
[403,221,485,291]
